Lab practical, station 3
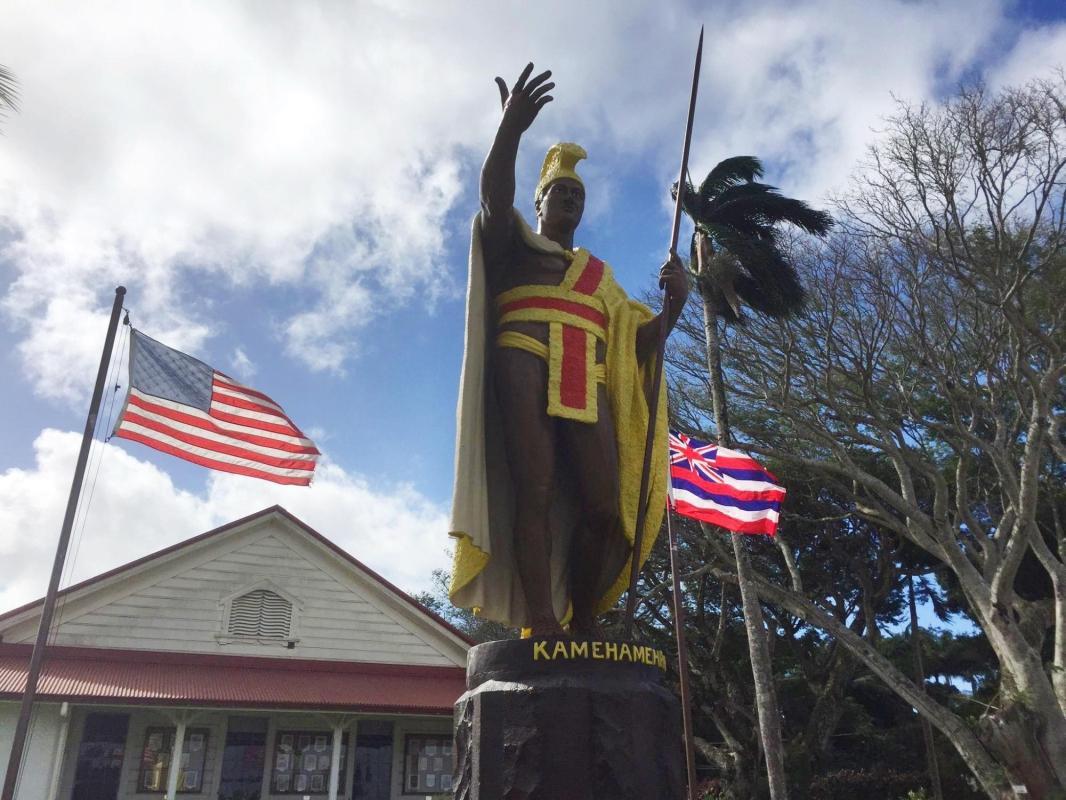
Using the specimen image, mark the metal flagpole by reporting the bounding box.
[624,26,703,636]
[1,286,127,800]
[666,497,700,800]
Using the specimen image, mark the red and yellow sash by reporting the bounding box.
[495,250,607,423]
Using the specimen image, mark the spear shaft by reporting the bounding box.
[621,27,702,800]
[623,26,703,633]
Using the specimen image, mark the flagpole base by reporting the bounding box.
[452,637,684,800]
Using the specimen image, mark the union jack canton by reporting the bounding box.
[668,430,786,536]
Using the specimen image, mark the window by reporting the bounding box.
[227,589,292,639]
[138,727,210,794]
[272,731,348,795]
[402,734,453,795]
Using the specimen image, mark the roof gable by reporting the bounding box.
[0,507,469,667]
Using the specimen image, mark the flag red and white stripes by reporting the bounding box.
[114,331,319,485]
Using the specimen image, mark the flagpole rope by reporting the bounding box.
[99,315,128,445]
[63,316,130,586]
[48,313,131,648]
[100,312,130,444]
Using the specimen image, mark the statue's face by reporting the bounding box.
[538,178,585,230]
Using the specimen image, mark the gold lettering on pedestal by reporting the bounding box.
[528,640,667,670]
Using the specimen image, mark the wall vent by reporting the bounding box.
[226,589,293,639]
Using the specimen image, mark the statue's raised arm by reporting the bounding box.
[479,63,554,260]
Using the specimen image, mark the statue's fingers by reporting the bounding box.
[534,95,554,111]
[528,82,555,103]
[514,62,534,92]
[524,69,553,94]
[495,77,508,109]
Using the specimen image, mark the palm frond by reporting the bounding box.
[672,179,705,220]
[698,156,763,202]
[0,65,19,117]
[697,226,807,320]
[731,241,807,318]
[708,184,834,236]
[680,153,831,322]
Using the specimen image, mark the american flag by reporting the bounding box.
[113,330,320,485]
[668,430,785,535]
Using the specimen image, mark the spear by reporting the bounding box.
[622,25,703,800]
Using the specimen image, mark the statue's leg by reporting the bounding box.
[493,345,566,637]
[559,381,620,637]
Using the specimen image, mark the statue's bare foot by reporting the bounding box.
[569,616,605,640]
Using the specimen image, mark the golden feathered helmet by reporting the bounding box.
[534,142,587,205]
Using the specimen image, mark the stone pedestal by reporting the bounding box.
[453,638,684,800]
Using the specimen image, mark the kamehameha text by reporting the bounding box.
[531,640,667,671]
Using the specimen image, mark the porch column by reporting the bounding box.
[327,722,343,800]
[45,703,70,800]
[165,718,187,800]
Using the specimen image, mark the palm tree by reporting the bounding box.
[676,156,832,439]
[674,156,831,800]
[0,65,20,129]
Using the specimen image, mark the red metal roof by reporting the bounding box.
[0,644,466,715]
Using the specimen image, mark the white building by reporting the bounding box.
[0,506,470,800]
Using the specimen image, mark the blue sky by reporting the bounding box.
[1,0,1064,610]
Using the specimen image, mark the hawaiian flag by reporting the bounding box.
[113,329,320,485]
[668,430,785,535]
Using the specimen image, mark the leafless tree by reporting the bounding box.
[668,73,1066,797]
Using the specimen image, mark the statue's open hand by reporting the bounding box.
[495,63,554,133]
[659,254,689,305]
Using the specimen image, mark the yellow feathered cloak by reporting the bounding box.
[448,209,668,629]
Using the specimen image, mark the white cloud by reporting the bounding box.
[988,22,1066,88]
[0,429,452,612]
[685,0,1008,203]
[228,346,257,381]
[1,0,1063,407]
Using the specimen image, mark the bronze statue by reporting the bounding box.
[449,63,688,637]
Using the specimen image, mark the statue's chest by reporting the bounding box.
[495,250,571,293]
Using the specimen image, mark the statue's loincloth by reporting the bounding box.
[493,250,609,423]
[495,331,607,382]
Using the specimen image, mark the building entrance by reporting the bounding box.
[71,713,129,800]
[217,717,267,800]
